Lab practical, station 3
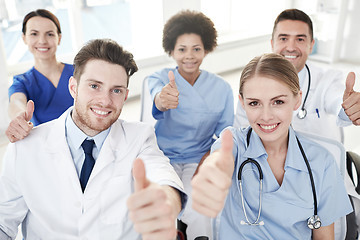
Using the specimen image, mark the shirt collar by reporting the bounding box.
[65,110,110,152]
[284,127,309,172]
[242,127,267,160]
[242,127,308,172]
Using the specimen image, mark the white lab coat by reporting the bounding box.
[0,108,185,240]
[234,61,351,143]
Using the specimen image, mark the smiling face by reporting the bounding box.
[171,33,206,82]
[69,59,129,136]
[22,16,61,61]
[271,20,314,72]
[240,75,301,146]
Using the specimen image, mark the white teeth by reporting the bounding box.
[37,48,49,52]
[260,124,277,130]
[284,55,297,59]
[93,109,109,115]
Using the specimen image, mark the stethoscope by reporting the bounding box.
[238,128,321,229]
[297,64,311,119]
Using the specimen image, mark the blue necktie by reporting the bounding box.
[80,139,95,192]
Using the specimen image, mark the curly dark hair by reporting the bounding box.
[162,10,217,55]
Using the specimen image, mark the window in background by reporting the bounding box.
[80,0,164,60]
[200,0,291,42]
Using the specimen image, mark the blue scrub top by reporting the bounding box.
[8,63,74,126]
[147,68,234,164]
[211,127,353,239]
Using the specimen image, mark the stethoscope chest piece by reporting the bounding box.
[297,109,307,119]
[307,215,321,229]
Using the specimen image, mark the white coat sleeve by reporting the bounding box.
[0,143,28,238]
[136,124,187,208]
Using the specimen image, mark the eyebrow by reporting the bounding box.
[179,44,202,47]
[277,33,308,38]
[86,79,127,89]
[246,94,288,101]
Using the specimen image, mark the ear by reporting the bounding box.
[239,94,245,108]
[270,39,274,51]
[124,89,129,102]
[58,33,62,45]
[68,76,78,99]
[22,33,27,45]
[309,38,315,54]
[294,90,302,110]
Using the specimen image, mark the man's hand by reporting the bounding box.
[127,158,179,240]
[6,100,34,143]
[191,130,234,218]
[342,72,360,125]
[155,71,179,111]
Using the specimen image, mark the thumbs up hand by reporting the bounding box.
[191,130,235,218]
[342,72,360,125]
[155,71,179,111]
[6,100,35,143]
[127,158,179,240]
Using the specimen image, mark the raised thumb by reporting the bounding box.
[25,100,34,122]
[343,72,356,101]
[168,71,177,89]
[217,130,234,173]
[133,158,150,192]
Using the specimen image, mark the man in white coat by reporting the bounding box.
[0,39,185,240]
[234,8,360,239]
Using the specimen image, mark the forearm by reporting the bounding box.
[8,93,27,120]
[312,223,334,240]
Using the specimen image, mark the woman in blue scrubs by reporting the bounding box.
[147,10,234,240]
[6,9,74,142]
[191,53,352,239]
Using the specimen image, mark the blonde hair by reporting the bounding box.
[239,53,299,97]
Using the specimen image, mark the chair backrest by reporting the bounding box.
[297,131,347,240]
[140,77,157,125]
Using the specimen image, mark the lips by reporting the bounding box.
[258,123,280,132]
[284,55,297,59]
[91,108,111,117]
[36,47,50,52]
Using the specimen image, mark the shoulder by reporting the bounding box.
[63,63,74,72]
[115,119,155,139]
[295,131,337,167]
[201,70,233,91]
[13,119,59,149]
[307,62,343,84]
[13,68,36,82]
[148,68,174,80]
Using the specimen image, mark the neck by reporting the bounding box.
[262,132,289,157]
[34,57,61,73]
[178,69,201,86]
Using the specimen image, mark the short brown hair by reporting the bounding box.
[162,10,217,55]
[22,9,61,35]
[272,9,314,41]
[73,39,138,86]
[239,53,299,97]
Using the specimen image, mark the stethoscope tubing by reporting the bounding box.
[237,128,320,228]
[297,64,311,119]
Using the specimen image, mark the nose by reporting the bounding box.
[261,106,274,121]
[185,49,194,59]
[38,34,47,44]
[98,91,113,106]
[285,39,296,52]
